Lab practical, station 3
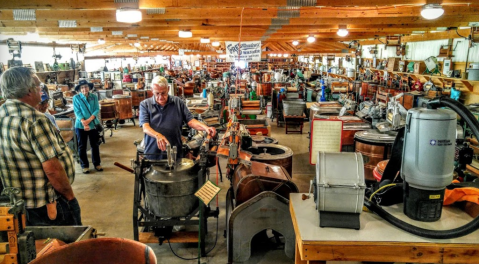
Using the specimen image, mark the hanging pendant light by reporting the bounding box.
[292,40,299,46]
[307,35,316,43]
[421,4,444,20]
[98,38,105,44]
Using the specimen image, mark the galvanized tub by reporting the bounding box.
[283,100,305,116]
[144,159,200,218]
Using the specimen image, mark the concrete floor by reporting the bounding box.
[72,119,367,264]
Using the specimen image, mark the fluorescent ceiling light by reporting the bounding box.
[98,38,105,44]
[292,40,299,46]
[421,4,444,20]
[116,9,142,23]
[436,27,448,31]
[201,38,210,43]
[307,35,316,43]
[140,36,149,39]
[112,31,123,35]
[91,27,103,32]
[469,22,479,27]
[58,20,77,28]
[212,41,220,47]
[179,30,192,38]
[13,9,36,20]
[127,34,138,38]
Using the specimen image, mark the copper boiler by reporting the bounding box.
[354,130,397,181]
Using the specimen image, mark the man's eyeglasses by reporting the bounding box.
[154,92,168,97]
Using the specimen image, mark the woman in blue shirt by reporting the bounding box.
[73,80,103,174]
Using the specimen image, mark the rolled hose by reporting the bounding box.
[364,198,479,239]
[364,97,479,239]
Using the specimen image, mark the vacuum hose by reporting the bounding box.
[364,97,479,239]
[364,198,479,239]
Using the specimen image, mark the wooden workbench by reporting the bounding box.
[290,193,479,264]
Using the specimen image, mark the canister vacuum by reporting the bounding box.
[365,97,479,238]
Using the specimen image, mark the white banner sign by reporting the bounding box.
[225,41,262,62]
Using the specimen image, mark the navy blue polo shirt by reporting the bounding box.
[139,96,193,160]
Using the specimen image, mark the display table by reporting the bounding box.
[283,112,305,134]
[290,193,479,264]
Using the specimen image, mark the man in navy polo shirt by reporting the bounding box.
[139,76,216,160]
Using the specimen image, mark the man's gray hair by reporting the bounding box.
[151,76,168,88]
[0,67,36,99]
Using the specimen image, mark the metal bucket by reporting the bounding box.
[144,159,200,218]
[249,144,293,177]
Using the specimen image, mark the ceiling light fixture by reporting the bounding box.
[292,40,299,46]
[116,8,142,23]
[420,4,444,20]
[212,41,220,47]
[284,54,289,57]
[98,38,105,44]
[337,25,349,37]
[200,38,210,43]
[307,35,316,43]
[134,42,141,47]
[179,30,192,38]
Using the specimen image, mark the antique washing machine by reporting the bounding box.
[249,144,293,177]
[354,130,397,182]
[226,161,298,263]
[124,135,219,257]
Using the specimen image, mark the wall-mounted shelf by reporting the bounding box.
[365,68,478,92]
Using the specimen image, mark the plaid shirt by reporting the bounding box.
[0,99,75,208]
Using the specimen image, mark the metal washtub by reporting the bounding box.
[283,100,306,116]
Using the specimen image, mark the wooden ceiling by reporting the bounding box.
[0,0,478,59]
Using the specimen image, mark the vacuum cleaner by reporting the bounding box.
[365,97,479,239]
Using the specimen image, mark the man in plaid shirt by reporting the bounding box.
[0,67,81,226]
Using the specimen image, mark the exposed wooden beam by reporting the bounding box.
[0,0,471,9]
[1,6,477,20]
[402,28,472,42]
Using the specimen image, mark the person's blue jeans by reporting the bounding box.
[26,196,82,226]
[75,128,101,169]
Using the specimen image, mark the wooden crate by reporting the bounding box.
[387,57,400,72]
[413,62,427,74]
